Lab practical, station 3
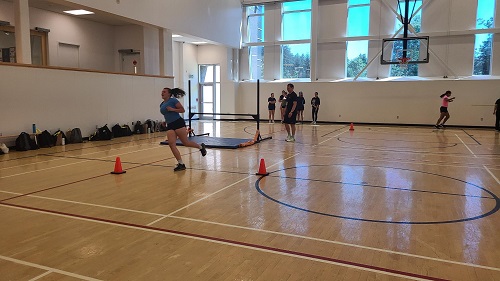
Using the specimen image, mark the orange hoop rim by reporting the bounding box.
[397,57,410,68]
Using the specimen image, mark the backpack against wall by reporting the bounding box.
[37,130,54,148]
[89,125,113,141]
[121,125,133,136]
[112,124,123,138]
[133,121,144,134]
[15,132,39,151]
[66,128,83,143]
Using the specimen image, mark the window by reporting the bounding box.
[249,46,264,80]
[282,0,311,41]
[282,44,310,79]
[281,0,311,79]
[247,5,264,43]
[346,0,370,78]
[0,26,48,65]
[473,0,495,75]
[390,0,422,77]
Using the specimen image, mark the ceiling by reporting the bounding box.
[6,0,209,44]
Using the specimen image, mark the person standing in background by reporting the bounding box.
[296,91,305,124]
[311,92,320,124]
[494,98,500,131]
[268,92,276,123]
[284,83,298,142]
[279,90,287,123]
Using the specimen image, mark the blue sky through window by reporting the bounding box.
[282,0,311,55]
[477,0,495,28]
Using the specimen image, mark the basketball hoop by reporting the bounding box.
[397,57,410,69]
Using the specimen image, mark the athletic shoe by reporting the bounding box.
[434,125,441,129]
[174,163,186,171]
[200,143,207,157]
[286,137,295,142]
[440,124,445,129]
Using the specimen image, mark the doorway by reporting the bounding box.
[199,64,220,119]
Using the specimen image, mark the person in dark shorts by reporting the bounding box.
[279,90,287,122]
[160,87,207,171]
[268,92,276,123]
[296,91,305,124]
[494,98,500,131]
[283,83,298,142]
[435,90,455,129]
[311,92,320,124]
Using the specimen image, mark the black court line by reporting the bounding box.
[320,126,348,138]
[256,164,500,225]
[0,202,450,281]
[269,174,494,200]
[1,150,256,203]
[39,153,254,176]
[337,137,458,149]
[0,153,180,202]
[462,129,482,145]
[342,136,463,145]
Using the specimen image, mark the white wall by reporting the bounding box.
[66,0,242,48]
[0,64,173,137]
[237,80,498,127]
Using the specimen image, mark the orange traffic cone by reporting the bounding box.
[256,158,269,176]
[111,157,126,174]
[349,123,354,131]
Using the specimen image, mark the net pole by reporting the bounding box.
[188,80,192,131]
[257,79,260,131]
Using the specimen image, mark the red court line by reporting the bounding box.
[0,202,450,281]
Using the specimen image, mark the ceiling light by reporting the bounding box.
[192,42,207,45]
[64,10,94,15]
[172,34,181,38]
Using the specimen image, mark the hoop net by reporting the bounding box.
[397,57,411,69]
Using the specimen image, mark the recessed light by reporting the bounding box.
[64,9,94,15]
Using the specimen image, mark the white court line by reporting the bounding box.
[0,203,441,281]
[483,165,500,185]
[456,134,500,185]
[28,271,52,281]
[0,139,161,171]
[147,153,301,226]
[0,146,160,179]
[0,190,166,217]
[0,254,101,281]
[168,215,500,273]
[2,188,499,273]
[455,134,477,158]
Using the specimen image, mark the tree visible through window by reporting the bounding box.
[281,0,311,79]
[346,0,370,78]
[282,44,310,78]
[390,0,422,77]
[473,0,494,75]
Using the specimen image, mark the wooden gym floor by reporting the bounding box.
[1,121,500,281]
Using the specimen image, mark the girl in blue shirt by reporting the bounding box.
[160,87,206,171]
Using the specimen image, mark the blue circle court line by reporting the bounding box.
[255,164,500,225]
